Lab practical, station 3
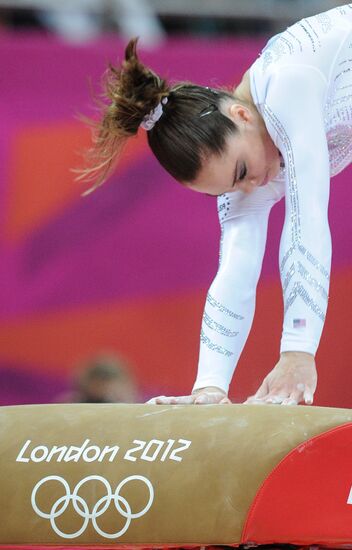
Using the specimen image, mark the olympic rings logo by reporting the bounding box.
[31,474,154,539]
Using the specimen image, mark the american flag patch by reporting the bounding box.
[293,318,306,328]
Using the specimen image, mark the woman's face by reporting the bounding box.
[187,101,281,196]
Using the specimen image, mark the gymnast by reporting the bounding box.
[79,4,352,407]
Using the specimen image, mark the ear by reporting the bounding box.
[228,103,253,125]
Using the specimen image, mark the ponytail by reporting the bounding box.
[77,38,237,194]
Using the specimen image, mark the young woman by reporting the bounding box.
[80,4,352,406]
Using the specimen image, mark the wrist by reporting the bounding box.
[280,339,317,356]
[280,351,315,360]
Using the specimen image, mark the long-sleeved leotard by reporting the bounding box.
[193,4,352,394]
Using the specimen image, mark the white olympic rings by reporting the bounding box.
[31,474,154,539]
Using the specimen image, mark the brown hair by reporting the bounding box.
[78,38,238,194]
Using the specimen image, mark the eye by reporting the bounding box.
[238,164,247,181]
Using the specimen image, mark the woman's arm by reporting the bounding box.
[193,183,283,394]
[147,180,284,405]
[247,65,330,405]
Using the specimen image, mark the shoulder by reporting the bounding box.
[251,58,326,104]
[251,63,327,147]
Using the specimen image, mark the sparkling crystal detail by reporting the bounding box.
[297,244,330,281]
[297,261,329,301]
[285,282,325,322]
[203,312,238,337]
[200,330,234,357]
[218,223,224,267]
[206,293,244,320]
[283,263,295,294]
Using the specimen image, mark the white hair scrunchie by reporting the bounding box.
[140,97,168,131]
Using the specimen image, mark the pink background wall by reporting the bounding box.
[0,32,351,407]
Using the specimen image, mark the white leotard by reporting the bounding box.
[193,4,352,394]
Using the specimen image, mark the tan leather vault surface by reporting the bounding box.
[0,403,351,546]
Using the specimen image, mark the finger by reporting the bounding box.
[194,393,224,405]
[165,395,195,405]
[219,397,232,404]
[293,383,315,405]
[154,396,184,405]
[194,394,209,404]
[281,387,302,406]
[252,389,289,404]
[146,395,165,404]
[304,388,314,405]
[253,379,270,400]
[244,396,259,404]
[155,396,176,404]
[264,395,287,404]
[244,392,270,404]
[281,398,298,406]
[243,398,267,405]
[263,382,303,404]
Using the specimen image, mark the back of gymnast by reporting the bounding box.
[78,4,352,407]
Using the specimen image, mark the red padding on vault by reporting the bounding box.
[242,422,352,547]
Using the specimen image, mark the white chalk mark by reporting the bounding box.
[138,408,179,418]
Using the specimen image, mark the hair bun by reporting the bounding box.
[76,37,169,194]
[124,37,138,63]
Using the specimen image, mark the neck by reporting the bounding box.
[234,71,266,129]
[234,70,253,106]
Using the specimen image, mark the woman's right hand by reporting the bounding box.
[146,386,231,405]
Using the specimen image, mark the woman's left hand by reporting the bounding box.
[244,351,317,405]
[146,387,232,405]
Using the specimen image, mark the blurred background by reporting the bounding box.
[0,0,351,408]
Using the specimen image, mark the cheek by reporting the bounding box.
[253,146,267,173]
[255,139,268,166]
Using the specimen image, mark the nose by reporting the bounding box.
[238,179,256,194]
